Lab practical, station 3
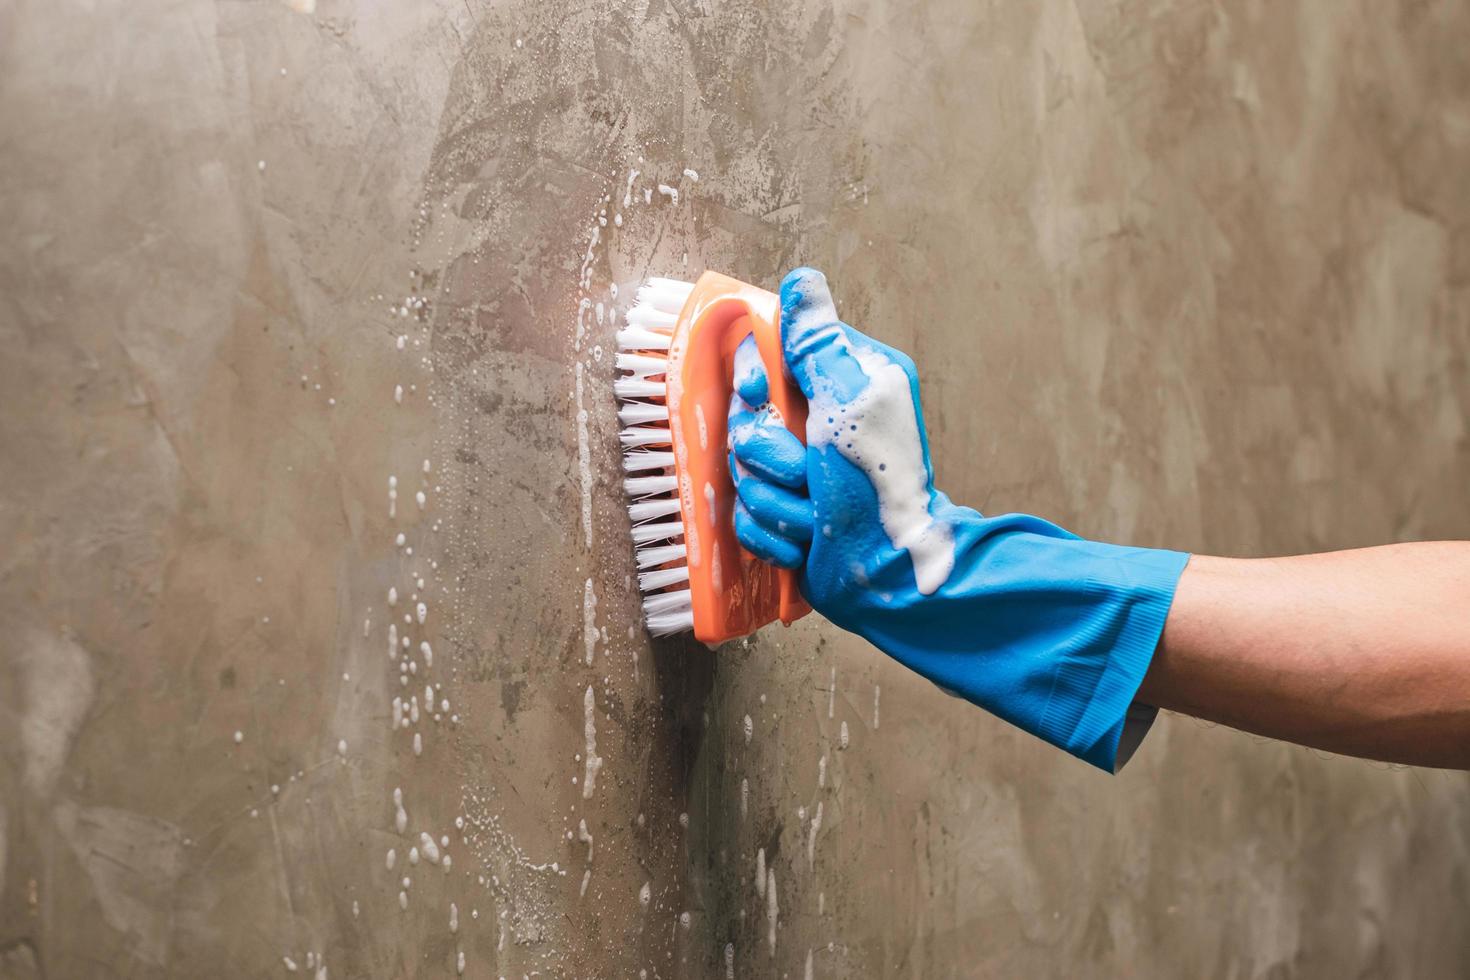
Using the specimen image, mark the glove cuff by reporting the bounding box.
[1033,546,1191,771]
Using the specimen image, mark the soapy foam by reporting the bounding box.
[583,579,598,665]
[575,363,594,548]
[788,288,955,594]
[577,818,594,862]
[393,788,408,833]
[582,686,603,798]
[732,335,765,400]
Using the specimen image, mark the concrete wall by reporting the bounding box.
[3,0,1470,976]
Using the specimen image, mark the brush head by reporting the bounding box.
[615,271,811,643]
[617,277,697,635]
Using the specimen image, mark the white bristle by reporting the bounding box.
[643,276,695,292]
[616,352,669,376]
[625,305,679,332]
[638,277,695,310]
[639,565,691,592]
[644,589,693,615]
[628,497,682,522]
[614,378,667,399]
[643,588,692,617]
[620,426,672,448]
[617,276,698,636]
[616,327,672,351]
[646,609,695,635]
[619,403,670,426]
[643,588,694,635]
[624,475,678,497]
[635,543,688,569]
[630,520,683,544]
[623,451,675,472]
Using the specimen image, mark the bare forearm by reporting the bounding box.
[1137,544,1470,769]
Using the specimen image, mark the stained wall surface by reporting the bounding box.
[4,0,1470,976]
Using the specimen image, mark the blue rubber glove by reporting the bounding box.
[728,267,1190,771]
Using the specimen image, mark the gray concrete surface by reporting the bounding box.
[4,0,1470,976]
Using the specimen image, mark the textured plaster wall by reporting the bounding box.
[2,0,1470,976]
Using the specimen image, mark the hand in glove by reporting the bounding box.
[727,267,1189,770]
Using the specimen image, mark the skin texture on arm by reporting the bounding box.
[1139,544,1470,770]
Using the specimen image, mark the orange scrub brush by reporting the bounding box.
[615,271,811,643]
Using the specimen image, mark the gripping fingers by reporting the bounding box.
[736,475,813,543]
[779,268,844,392]
[732,333,769,406]
[729,408,806,489]
[734,499,806,570]
[728,332,807,490]
[779,267,872,403]
[780,265,869,402]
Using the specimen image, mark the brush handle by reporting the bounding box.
[670,272,811,645]
[741,299,810,627]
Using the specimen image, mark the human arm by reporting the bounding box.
[1141,546,1470,769]
[731,267,1470,773]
